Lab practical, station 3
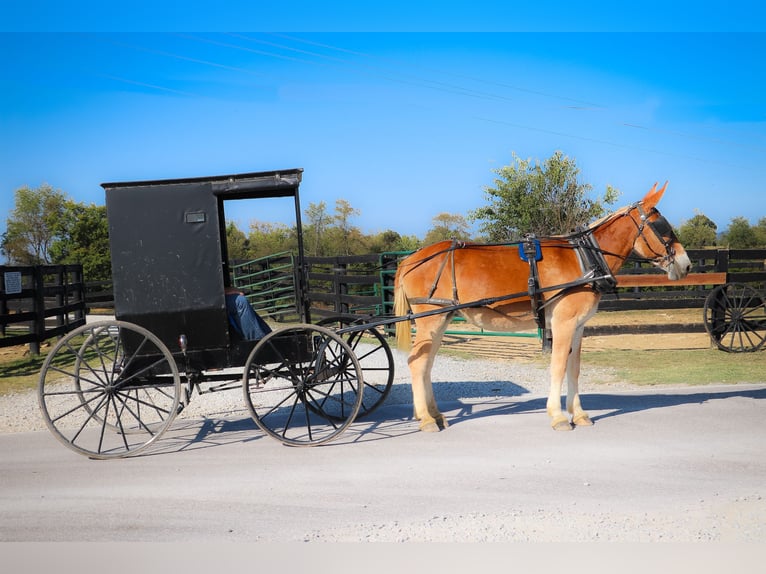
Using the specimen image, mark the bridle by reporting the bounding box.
[627,202,678,267]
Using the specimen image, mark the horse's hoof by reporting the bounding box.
[437,417,449,430]
[573,413,593,427]
[420,420,441,432]
[551,416,573,431]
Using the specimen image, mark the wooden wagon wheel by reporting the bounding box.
[703,283,766,353]
[38,321,181,459]
[242,324,363,446]
[316,314,394,419]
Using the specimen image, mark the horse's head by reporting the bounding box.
[628,182,692,280]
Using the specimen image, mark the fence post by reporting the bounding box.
[715,248,730,278]
[30,266,46,355]
[0,293,6,337]
[334,260,348,314]
[73,266,86,323]
[55,266,65,329]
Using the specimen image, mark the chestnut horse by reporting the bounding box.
[394,183,691,431]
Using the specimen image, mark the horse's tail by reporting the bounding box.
[393,267,412,352]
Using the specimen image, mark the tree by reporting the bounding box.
[246,221,296,259]
[367,230,401,253]
[304,201,330,256]
[423,212,471,245]
[49,202,111,281]
[754,217,766,247]
[2,184,69,264]
[469,151,619,242]
[225,222,250,261]
[677,212,717,249]
[721,216,759,248]
[331,199,362,255]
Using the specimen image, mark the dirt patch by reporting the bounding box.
[0,344,35,362]
[440,308,712,360]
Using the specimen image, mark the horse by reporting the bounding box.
[393,182,692,431]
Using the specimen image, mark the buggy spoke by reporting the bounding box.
[243,325,363,446]
[39,321,180,459]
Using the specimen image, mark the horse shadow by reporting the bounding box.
[431,383,766,428]
[141,383,766,456]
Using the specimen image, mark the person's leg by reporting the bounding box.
[232,293,271,340]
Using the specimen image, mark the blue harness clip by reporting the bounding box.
[518,238,542,262]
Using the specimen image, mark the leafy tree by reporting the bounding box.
[366,230,421,253]
[721,216,759,248]
[423,212,472,245]
[754,217,766,247]
[677,212,717,249]
[225,221,250,261]
[2,184,69,264]
[304,201,330,256]
[366,230,402,253]
[469,151,619,242]
[396,234,422,252]
[246,221,296,259]
[331,199,362,255]
[49,202,111,281]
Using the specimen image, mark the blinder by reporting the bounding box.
[635,205,677,260]
[647,213,675,242]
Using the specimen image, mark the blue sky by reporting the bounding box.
[2,2,765,242]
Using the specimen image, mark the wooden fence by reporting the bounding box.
[1,265,87,354]
[4,248,763,354]
[83,247,766,325]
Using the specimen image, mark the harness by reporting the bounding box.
[403,232,618,334]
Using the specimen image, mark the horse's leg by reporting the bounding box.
[566,327,593,427]
[408,312,452,432]
[546,312,576,431]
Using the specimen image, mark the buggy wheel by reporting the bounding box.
[38,321,181,459]
[703,283,766,353]
[317,315,394,419]
[242,324,364,446]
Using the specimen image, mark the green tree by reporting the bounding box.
[423,212,472,245]
[721,217,758,248]
[469,151,619,242]
[225,222,250,261]
[247,221,296,259]
[754,217,766,247]
[49,202,111,281]
[677,212,717,249]
[2,184,69,264]
[304,201,330,256]
[331,199,362,255]
[366,230,402,253]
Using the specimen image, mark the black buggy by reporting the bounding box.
[37,169,394,458]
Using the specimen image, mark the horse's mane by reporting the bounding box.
[587,204,633,231]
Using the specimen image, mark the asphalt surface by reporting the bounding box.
[2,383,766,547]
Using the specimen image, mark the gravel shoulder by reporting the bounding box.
[1,344,628,435]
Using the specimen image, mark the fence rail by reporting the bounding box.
[4,248,764,354]
[1,265,87,353]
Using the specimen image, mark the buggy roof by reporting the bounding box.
[101,168,303,199]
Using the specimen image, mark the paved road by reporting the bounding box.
[2,383,766,544]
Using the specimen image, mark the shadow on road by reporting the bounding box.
[438,384,766,428]
[140,384,766,456]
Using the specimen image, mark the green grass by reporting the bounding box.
[581,348,766,386]
[0,354,48,395]
[1,334,92,396]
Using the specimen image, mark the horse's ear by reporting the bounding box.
[642,181,668,209]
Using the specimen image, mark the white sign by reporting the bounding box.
[4,271,22,295]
